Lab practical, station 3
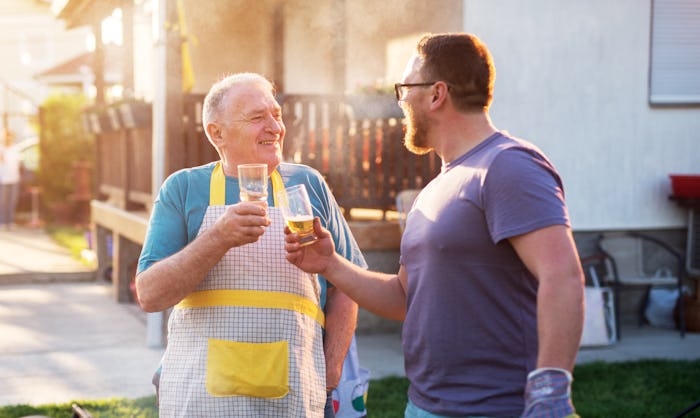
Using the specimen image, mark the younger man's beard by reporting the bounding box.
[402,105,432,155]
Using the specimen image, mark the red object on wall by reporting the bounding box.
[669,174,700,198]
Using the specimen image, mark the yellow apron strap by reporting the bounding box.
[209,162,285,206]
[176,289,325,328]
[270,169,284,207]
[210,162,226,206]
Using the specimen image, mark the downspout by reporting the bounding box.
[147,0,168,348]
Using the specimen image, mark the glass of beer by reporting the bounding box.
[237,164,268,202]
[276,184,317,246]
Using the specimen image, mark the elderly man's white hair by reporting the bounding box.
[201,73,275,139]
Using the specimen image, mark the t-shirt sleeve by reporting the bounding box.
[137,174,190,273]
[484,147,570,244]
[323,187,367,270]
[304,169,368,271]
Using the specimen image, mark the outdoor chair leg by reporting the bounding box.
[614,281,622,340]
[677,281,685,338]
[638,287,651,327]
[72,403,94,418]
[672,399,700,418]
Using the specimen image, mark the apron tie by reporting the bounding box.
[176,289,325,327]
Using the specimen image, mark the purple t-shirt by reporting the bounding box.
[399,132,570,416]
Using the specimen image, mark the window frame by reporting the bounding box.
[648,0,700,106]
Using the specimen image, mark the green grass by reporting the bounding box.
[572,359,700,417]
[0,397,157,418]
[366,376,410,418]
[45,225,93,266]
[1,359,698,417]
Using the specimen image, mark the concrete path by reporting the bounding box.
[0,281,405,407]
[0,227,94,283]
[0,282,164,406]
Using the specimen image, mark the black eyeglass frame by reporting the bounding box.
[394,82,438,101]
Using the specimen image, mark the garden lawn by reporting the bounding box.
[1,359,698,417]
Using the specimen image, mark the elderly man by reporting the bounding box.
[136,73,366,417]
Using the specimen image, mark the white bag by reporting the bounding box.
[581,287,613,346]
[580,263,616,347]
[332,336,369,418]
[644,287,679,329]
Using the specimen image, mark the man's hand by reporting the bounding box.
[522,368,579,418]
[210,202,271,248]
[284,217,336,275]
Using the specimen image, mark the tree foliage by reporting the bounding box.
[38,93,95,221]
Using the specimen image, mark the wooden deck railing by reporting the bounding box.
[91,94,440,217]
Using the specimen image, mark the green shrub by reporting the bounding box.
[38,93,95,222]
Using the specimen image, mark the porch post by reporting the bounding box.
[92,21,105,106]
[121,0,135,96]
[146,0,184,347]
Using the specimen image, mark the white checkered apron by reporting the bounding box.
[159,173,326,417]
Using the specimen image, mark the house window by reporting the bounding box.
[649,0,700,105]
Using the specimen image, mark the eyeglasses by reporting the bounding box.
[394,82,437,101]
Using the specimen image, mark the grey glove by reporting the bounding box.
[522,368,579,418]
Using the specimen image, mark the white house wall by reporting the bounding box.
[283,0,462,94]
[178,0,463,95]
[344,0,462,93]
[463,0,699,231]
[183,0,277,93]
[284,0,336,94]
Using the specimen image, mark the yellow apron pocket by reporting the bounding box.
[206,338,289,399]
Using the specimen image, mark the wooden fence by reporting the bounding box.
[91,94,441,217]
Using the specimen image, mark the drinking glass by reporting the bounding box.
[276,184,317,246]
[237,164,268,202]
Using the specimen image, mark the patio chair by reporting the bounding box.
[396,189,420,233]
[596,231,685,339]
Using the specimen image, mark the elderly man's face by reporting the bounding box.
[218,81,285,174]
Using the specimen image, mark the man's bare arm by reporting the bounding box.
[323,287,358,390]
[285,218,408,320]
[137,203,271,312]
[509,224,585,371]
